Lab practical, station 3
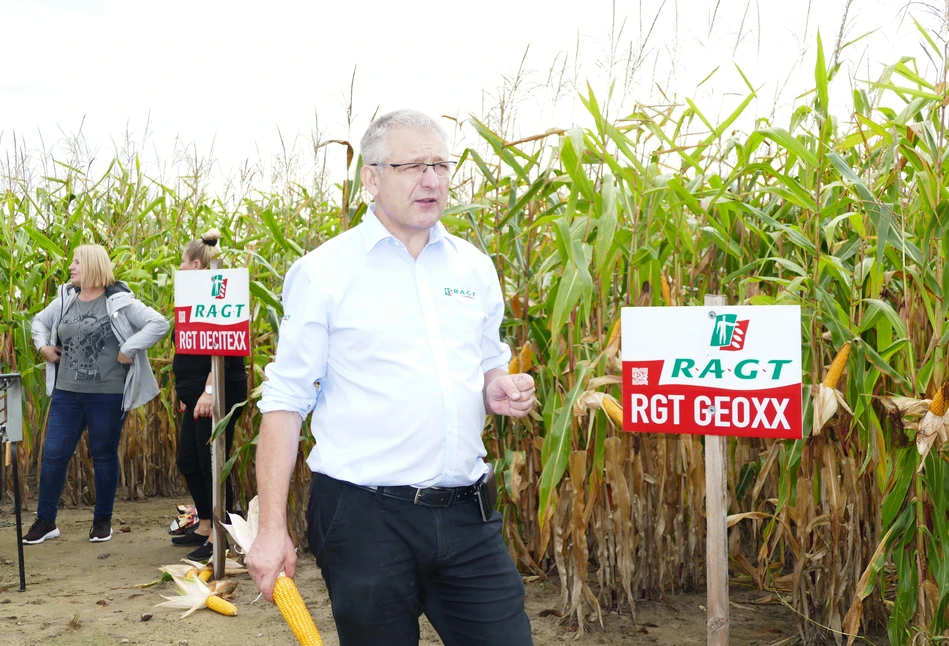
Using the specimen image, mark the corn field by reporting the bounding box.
[4,32,949,645]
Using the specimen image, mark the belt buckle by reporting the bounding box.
[413,487,454,507]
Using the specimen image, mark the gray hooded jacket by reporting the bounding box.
[32,282,170,411]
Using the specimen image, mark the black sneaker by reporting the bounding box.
[187,539,217,561]
[22,519,60,545]
[89,517,112,542]
[172,529,209,546]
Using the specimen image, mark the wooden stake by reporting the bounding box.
[704,294,729,646]
[210,259,227,580]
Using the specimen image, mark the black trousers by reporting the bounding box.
[307,472,534,646]
[176,381,247,519]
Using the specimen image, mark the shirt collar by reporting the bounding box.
[360,204,455,253]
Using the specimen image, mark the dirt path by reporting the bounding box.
[0,498,800,645]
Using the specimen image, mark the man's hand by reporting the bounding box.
[485,372,535,417]
[247,529,297,602]
[193,392,213,419]
[40,346,61,363]
[117,351,132,365]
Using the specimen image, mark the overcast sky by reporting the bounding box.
[1,0,939,188]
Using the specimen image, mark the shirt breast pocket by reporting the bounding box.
[442,299,486,356]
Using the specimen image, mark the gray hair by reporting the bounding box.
[360,110,450,166]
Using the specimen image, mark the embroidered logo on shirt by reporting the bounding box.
[443,287,476,299]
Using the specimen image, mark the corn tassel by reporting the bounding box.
[821,342,851,388]
[206,595,237,616]
[273,574,323,646]
[930,376,949,416]
[602,396,624,426]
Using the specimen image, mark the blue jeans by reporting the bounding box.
[308,473,534,646]
[37,389,126,522]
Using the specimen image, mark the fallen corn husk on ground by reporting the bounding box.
[156,573,239,618]
[222,496,324,646]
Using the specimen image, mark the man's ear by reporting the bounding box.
[361,165,380,197]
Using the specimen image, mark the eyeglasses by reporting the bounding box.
[370,161,457,178]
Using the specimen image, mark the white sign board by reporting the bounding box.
[621,306,802,439]
[174,268,251,356]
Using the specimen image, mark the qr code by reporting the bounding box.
[630,368,649,386]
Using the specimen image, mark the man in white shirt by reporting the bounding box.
[247,109,536,645]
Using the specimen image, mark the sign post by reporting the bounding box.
[703,295,729,646]
[174,266,250,579]
[0,373,25,592]
[621,301,802,645]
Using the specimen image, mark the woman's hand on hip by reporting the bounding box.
[40,346,62,363]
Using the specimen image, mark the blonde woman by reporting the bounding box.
[28,245,169,544]
[171,230,247,560]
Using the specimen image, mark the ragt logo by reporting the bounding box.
[443,287,476,299]
[211,274,228,300]
[709,313,749,352]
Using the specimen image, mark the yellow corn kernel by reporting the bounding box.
[273,574,323,646]
[519,345,533,373]
[184,567,199,580]
[206,595,237,616]
[821,341,851,388]
[602,397,624,426]
[930,376,949,417]
[198,568,213,583]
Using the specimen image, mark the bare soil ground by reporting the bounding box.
[0,498,805,646]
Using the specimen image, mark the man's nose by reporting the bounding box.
[419,165,441,188]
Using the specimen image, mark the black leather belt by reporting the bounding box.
[354,478,483,508]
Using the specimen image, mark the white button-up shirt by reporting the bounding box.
[257,208,511,488]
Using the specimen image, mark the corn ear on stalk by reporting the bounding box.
[602,396,624,426]
[812,342,854,434]
[508,355,520,374]
[606,321,620,349]
[274,574,323,646]
[519,345,533,372]
[206,595,237,616]
[916,375,949,462]
[930,376,949,416]
[660,274,672,305]
[821,342,851,388]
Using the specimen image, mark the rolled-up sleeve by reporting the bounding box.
[258,259,328,418]
[480,266,512,373]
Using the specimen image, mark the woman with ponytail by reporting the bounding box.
[171,230,248,559]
